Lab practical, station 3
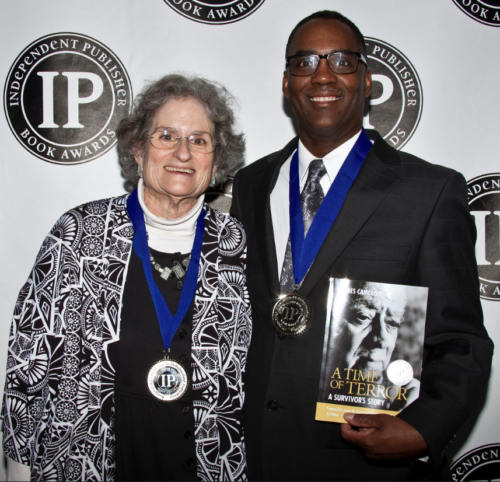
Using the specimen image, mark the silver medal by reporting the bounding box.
[272,291,313,336]
[148,358,188,401]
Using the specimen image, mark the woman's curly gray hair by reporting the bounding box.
[117,74,245,186]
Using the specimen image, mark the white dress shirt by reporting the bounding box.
[270,131,362,277]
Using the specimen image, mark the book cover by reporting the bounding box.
[315,279,428,423]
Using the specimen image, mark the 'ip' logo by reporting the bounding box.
[452,0,500,27]
[450,443,500,480]
[164,0,265,25]
[4,33,132,165]
[363,38,423,150]
[468,173,500,301]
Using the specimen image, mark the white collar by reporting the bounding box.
[297,130,362,184]
[137,178,204,236]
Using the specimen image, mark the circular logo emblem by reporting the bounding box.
[363,38,423,150]
[148,359,189,401]
[272,293,313,336]
[387,360,414,386]
[4,33,132,165]
[452,0,500,27]
[468,173,500,301]
[451,444,500,480]
[164,0,266,25]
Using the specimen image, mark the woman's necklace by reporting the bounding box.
[149,253,191,281]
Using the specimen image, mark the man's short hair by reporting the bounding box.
[285,10,367,58]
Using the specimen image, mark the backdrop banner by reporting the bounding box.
[1,1,499,480]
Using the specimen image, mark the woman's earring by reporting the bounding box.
[137,165,143,178]
[209,175,216,187]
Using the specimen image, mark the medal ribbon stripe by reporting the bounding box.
[289,128,373,286]
[126,189,206,350]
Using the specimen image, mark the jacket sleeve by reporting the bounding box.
[1,235,60,466]
[2,274,32,466]
[397,170,494,471]
[1,209,79,467]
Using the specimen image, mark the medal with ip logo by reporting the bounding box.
[127,190,206,401]
[148,354,188,401]
[273,130,373,336]
[272,288,313,335]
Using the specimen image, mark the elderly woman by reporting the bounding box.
[2,74,251,481]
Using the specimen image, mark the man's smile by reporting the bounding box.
[310,95,341,102]
[306,89,342,103]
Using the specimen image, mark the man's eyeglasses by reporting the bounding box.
[148,128,216,153]
[286,51,368,76]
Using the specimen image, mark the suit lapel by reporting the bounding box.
[254,138,299,301]
[300,134,401,297]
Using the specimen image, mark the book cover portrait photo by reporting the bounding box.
[316,279,428,423]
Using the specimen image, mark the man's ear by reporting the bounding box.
[364,68,372,99]
[282,70,290,100]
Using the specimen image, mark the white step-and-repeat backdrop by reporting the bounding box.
[1,1,499,480]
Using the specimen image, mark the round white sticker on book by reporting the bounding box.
[387,360,414,386]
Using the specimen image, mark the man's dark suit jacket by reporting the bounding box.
[230,130,493,481]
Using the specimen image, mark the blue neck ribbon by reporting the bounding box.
[289,128,373,286]
[126,190,206,350]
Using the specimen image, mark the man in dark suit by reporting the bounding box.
[230,10,493,481]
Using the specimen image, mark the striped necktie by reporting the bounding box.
[279,159,327,294]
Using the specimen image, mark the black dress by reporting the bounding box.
[114,248,197,481]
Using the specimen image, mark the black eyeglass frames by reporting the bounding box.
[286,51,368,76]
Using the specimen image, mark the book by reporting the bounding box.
[315,278,428,423]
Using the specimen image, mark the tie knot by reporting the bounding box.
[307,159,326,183]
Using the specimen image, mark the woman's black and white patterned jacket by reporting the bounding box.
[1,194,252,481]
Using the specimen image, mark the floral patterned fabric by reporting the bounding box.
[1,194,251,481]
